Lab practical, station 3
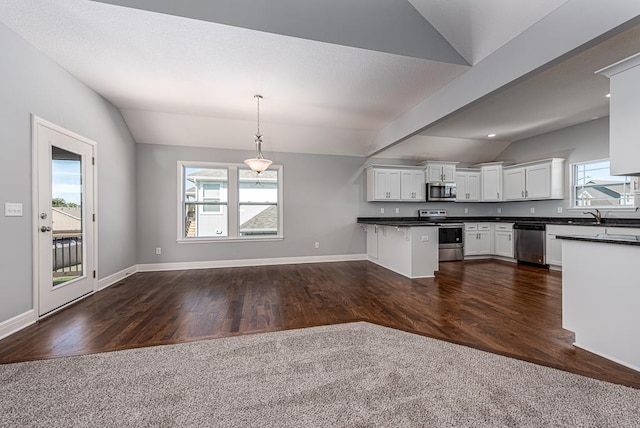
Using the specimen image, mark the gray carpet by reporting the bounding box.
[1,322,639,427]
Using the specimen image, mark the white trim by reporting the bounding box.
[0,310,36,341]
[97,265,138,291]
[137,254,367,272]
[595,52,640,77]
[366,258,435,279]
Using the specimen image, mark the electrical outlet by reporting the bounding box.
[395,208,399,214]
[557,207,563,214]
[380,208,385,214]
[464,208,468,214]
[155,247,161,255]
[497,208,502,214]
[530,207,535,214]
[315,242,320,249]
[421,236,429,242]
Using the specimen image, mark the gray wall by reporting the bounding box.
[136,144,366,264]
[359,118,640,220]
[0,23,137,322]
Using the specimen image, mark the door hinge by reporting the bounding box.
[92,157,95,165]
[93,270,96,279]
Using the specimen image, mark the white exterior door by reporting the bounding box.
[34,117,96,316]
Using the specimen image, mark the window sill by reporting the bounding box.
[177,236,284,244]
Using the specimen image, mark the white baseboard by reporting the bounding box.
[573,341,640,373]
[0,310,36,341]
[97,265,138,291]
[137,254,367,272]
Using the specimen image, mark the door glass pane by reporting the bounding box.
[51,147,83,286]
[184,167,229,237]
[239,169,278,236]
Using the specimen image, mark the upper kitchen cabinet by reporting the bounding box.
[597,53,640,176]
[423,161,458,182]
[366,166,425,202]
[400,169,426,201]
[503,159,565,201]
[479,163,505,202]
[455,169,481,202]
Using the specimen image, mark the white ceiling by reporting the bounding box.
[0,1,639,162]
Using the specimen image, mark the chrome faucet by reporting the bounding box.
[584,208,602,224]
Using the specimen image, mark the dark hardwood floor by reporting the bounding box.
[1,259,639,388]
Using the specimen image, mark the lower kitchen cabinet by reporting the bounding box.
[464,223,492,256]
[493,225,514,258]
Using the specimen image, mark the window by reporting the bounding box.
[571,159,634,209]
[178,161,282,241]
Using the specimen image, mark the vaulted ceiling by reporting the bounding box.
[1,1,639,163]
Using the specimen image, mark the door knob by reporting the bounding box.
[40,226,51,232]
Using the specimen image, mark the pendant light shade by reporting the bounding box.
[244,95,272,173]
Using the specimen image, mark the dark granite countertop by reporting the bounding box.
[357,216,640,228]
[556,234,640,246]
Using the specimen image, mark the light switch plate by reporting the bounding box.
[5,202,23,217]
[530,207,535,214]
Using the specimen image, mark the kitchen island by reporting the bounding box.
[558,233,640,372]
[359,221,439,279]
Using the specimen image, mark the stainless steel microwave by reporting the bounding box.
[427,182,457,201]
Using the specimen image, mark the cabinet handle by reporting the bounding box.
[525,190,528,197]
[509,235,511,241]
[522,190,524,197]
[497,192,500,199]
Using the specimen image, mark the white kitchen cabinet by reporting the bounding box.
[545,224,607,269]
[503,159,564,201]
[401,169,426,201]
[598,54,640,176]
[424,161,458,182]
[367,166,426,202]
[480,164,504,202]
[455,170,481,202]
[464,223,492,256]
[493,223,514,258]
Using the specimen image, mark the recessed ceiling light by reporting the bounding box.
[605,93,611,98]
[487,133,496,138]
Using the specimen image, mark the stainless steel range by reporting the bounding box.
[419,209,464,261]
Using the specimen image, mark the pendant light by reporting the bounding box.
[244,94,272,174]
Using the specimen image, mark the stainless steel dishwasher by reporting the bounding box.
[513,223,547,266]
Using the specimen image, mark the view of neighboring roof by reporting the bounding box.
[240,206,277,231]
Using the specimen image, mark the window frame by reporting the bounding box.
[177,161,283,243]
[569,158,635,211]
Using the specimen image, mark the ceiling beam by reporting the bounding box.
[91,0,468,65]
[367,0,640,156]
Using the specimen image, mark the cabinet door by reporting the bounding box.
[412,170,426,200]
[401,170,415,200]
[525,163,551,199]
[546,233,562,266]
[427,166,443,182]
[464,231,479,256]
[477,231,492,255]
[400,170,426,200]
[366,225,379,259]
[442,164,456,182]
[494,231,513,258]
[467,172,481,201]
[482,166,502,201]
[388,170,401,199]
[503,167,526,200]
[455,173,468,201]
[373,169,390,200]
